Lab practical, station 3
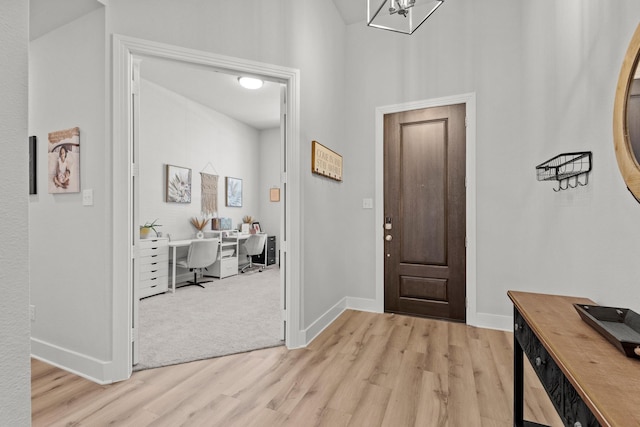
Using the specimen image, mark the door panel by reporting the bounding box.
[384,104,466,322]
[400,120,447,265]
[399,277,448,301]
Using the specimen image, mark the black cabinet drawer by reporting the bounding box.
[252,235,276,266]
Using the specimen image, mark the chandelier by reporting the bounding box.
[367,0,445,35]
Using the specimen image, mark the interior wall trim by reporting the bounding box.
[112,34,302,382]
[31,338,112,385]
[374,93,478,325]
[303,297,347,345]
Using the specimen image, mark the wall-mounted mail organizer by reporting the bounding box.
[535,151,592,192]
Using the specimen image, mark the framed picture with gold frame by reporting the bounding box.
[311,140,342,181]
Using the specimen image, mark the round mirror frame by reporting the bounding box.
[614,23,640,201]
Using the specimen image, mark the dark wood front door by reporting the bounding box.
[383,104,466,322]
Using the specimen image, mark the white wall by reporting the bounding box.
[1,1,30,423]
[513,1,640,316]
[259,127,282,257]
[29,8,110,376]
[139,79,262,240]
[343,0,640,325]
[108,0,348,332]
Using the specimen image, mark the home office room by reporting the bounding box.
[135,56,284,370]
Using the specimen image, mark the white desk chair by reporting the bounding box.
[241,233,267,273]
[176,238,219,288]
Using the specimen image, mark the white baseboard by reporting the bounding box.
[31,337,113,385]
[301,297,382,346]
[346,296,381,313]
[302,297,347,345]
[471,312,512,331]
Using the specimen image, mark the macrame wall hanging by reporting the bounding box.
[200,170,219,217]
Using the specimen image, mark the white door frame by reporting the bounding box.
[374,93,478,325]
[111,35,302,381]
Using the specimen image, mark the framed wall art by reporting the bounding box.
[48,127,80,194]
[226,176,242,207]
[166,164,192,203]
[269,187,280,202]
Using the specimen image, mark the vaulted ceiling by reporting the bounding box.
[332,0,367,25]
[29,0,365,130]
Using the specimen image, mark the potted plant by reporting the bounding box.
[190,217,210,239]
[140,219,162,239]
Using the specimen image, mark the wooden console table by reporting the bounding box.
[508,291,640,427]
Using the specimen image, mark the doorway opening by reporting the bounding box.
[131,56,285,370]
[112,35,302,381]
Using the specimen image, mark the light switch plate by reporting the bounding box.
[362,198,373,209]
[82,189,94,206]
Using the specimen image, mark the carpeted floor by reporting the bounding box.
[134,266,283,371]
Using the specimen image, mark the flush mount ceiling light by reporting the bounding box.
[237,76,264,90]
[367,0,444,35]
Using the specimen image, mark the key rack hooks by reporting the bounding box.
[536,151,592,192]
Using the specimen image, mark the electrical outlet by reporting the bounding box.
[30,305,36,321]
[82,189,94,206]
[362,198,373,209]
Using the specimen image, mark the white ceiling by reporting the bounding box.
[30,0,104,41]
[140,57,282,130]
[332,0,368,25]
[29,0,363,130]
[29,0,367,40]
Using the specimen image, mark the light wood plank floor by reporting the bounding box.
[32,310,563,426]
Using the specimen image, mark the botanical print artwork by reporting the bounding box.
[48,127,80,194]
[226,177,242,207]
[166,165,192,203]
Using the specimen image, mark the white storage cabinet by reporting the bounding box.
[138,237,169,298]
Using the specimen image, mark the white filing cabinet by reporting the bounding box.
[138,237,168,298]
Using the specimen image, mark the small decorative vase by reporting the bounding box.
[196,230,204,239]
[140,227,151,239]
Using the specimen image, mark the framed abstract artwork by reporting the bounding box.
[166,164,192,203]
[226,176,242,207]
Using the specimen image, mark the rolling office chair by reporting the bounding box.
[175,238,220,288]
[241,233,267,273]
